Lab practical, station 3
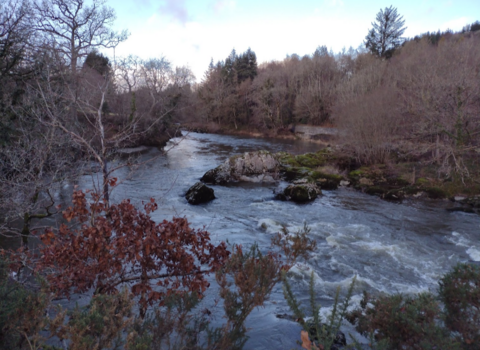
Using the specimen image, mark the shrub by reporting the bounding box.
[0,258,50,350]
[38,189,229,318]
[283,271,356,350]
[439,263,480,347]
[347,291,460,350]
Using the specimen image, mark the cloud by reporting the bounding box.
[440,16,470,31]
[212,0,236,13]
[114,11,366,83]
[158,0,189,24]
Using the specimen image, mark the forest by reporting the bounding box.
[1,0,480,349]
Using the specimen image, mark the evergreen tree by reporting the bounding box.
[365,6,406,58]
[236,48,257,83]
[83,50,111,77]
[313,45,329,58]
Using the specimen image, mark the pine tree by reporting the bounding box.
[365,6,406,59]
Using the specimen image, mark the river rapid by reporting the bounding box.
[75,132,479,349]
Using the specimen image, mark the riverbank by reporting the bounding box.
[182,122,333,145]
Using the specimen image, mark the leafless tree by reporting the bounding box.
[34,0,128,73]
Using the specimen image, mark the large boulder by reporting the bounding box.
[185,182,215,205]
[200,163,231,185]
[201,151,280,184]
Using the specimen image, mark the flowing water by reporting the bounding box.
[71,132,480,348]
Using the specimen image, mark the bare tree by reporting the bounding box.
[34,0,128,73]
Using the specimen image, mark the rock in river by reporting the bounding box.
[185,182,215,205]
[201,151,280,184]
[276,180,321,203]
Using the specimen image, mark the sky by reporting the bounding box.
[106,0,480,82]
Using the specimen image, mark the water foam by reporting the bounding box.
[447,231,471,247]
[466,247,480,261]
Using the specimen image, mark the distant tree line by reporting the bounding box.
[194,9,480,176]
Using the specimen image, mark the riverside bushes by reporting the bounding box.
[439,263,480,347]
[346,292,460,349]
[344,263,480,350]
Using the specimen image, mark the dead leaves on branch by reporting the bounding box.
[38,189,230,312]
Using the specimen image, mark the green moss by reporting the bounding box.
[275,152,300,167]
[282,167,311,181]
[309,171,343,182]
[284,184,319,203]
[294,153,325,168]
[349,167,370,177]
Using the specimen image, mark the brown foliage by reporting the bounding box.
[336,87,402,164]
[38,189,229,315]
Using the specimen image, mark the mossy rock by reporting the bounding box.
[425,187,448,199]
[275,152,300,167]
[285,185,317,203]
[283,184,320,203]
[309,171,343,190]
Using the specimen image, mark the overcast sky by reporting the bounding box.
[107,0,480,82]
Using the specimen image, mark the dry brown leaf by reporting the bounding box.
[301,330,322,350]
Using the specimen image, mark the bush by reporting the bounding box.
[0,258,50,350]
[283,271,356,350]
[347,292,460,350]
[439,263,480,347]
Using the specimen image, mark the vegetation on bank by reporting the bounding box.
[274,148,480,205]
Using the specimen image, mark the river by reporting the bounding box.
[72,132,480,349]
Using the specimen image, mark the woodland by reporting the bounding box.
[1,0,480,349]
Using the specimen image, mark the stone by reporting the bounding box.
[384,189,405,201]
[339,180,350,187]
[185,182,215,205]
[201,151,281,184]
[200,163,231,184]
[283,183,321,203]
[358,177,374,186]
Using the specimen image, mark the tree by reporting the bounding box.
[34,0,128,73]
[365,6,406,58]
